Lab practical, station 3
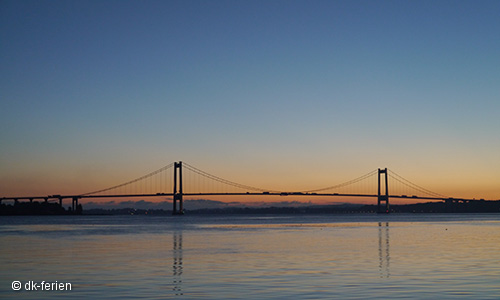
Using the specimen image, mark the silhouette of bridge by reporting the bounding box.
[0,161,487,214]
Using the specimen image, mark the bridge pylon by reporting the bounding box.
[378,168,389,213]
[172,161,184,215]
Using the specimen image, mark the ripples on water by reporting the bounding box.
[1,214,500,299]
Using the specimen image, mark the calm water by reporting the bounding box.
[1,214,500,299]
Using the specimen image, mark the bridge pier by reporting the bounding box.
[378,168,389,213]
[172,161,184,215]
[71,197,82,214]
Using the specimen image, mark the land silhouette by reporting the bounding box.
[4,200,500,215]
[0,201,82,215]
[2,199,500,216]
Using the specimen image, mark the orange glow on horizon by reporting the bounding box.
[1,162,499,202]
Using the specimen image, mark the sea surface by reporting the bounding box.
[1,213,500,299]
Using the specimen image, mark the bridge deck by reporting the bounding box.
[1,193,476,202]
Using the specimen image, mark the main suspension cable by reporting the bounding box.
[80,162,175,196]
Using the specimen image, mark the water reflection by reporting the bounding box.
[378,222,390,278]
[172,231,183,296]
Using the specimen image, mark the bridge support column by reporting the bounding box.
[71,197,82,214]
[378,168,389,213]
[172,161,184,215]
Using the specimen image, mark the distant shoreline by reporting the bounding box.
[2,200,500,216]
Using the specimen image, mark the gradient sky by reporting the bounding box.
[1,0,499,202]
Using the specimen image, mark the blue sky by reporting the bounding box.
[1,0,499,200]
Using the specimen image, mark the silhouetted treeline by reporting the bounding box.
[0,202,82,215]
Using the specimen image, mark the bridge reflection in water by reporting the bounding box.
[172,231,183,296]
[378,222,390,278]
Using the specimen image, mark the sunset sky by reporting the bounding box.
[1,0,499,204]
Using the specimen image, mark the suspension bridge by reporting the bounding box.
[0,161,486,214]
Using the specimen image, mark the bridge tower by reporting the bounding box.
[172,161,184,215]
[378,168,389,213]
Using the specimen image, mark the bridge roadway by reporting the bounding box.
[0,192,479,202]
